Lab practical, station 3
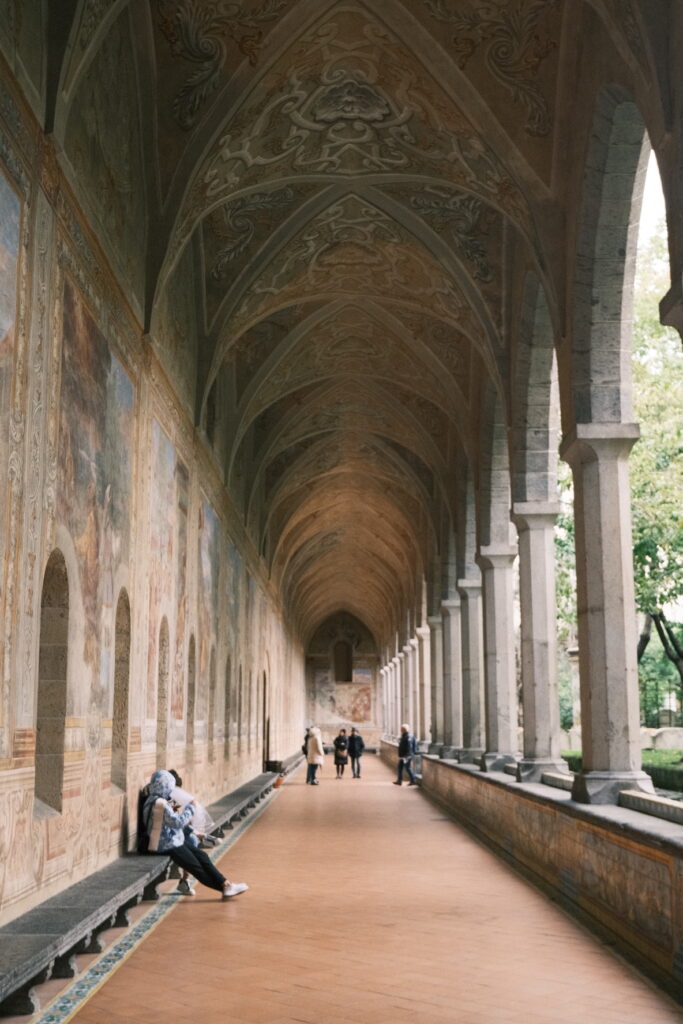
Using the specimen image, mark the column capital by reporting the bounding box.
[476,545,516,571]
[560,423,639,466]
[511,501,560,532]
[457,577,481,598]
[440,595,461,613]
[416,625,431,641]
[402,644,413,657]
[397,651,406,663]
[427,614,442,630]
[409,637,419,651]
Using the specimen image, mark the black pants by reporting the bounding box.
[350,755,362,777]
[168,839,226,892]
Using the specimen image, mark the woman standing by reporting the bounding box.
[333,728,349,779]
[306,725,325,785]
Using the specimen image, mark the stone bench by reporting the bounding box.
[205,770,280,835]
[0,853,171,1017]
[0,767,287,1017]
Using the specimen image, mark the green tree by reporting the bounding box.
[631,221,683,690]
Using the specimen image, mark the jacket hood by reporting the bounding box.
[148,769,175,799]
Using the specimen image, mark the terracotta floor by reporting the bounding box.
[64,756,682,1024]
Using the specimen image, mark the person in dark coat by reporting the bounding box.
[393,723,417,786]
[333,728,349,778]
[347,727,365,778]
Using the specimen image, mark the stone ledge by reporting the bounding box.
[542,771,574,791]
[619,789,683,826]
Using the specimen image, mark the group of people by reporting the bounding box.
[140,768,248,900]
[303,724,418,786]
[303,726,366,783]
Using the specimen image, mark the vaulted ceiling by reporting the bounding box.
[24,0,663,645]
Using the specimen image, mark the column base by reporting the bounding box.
[427,742,442,755]
[440,745,461,761]
[481,751,517,772]
[516,757,570,783]
[571,769,655,804]
[417,740,431,753]
[459,747,484,765]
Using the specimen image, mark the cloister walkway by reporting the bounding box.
[55,758,683,1023]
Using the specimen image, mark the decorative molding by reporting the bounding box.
[422,0,558,136]
[156,0,290,130]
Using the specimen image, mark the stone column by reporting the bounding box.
[380,667,388,738]
[458,578,485,763]
[427,615,443,753]
[402,645,415,734]
[512,503,569,782]
[561,425,654,802]
[477,546,518,771]
[393,655,402,737]
[416,625,431,748]
[440,597,463,759]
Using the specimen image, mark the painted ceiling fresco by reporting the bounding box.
[40,0,653,645]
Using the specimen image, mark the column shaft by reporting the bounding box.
[441,597,463,757]
[512,504,568,782]
[458,578,485,762]
[477,547,518,771]
[561,426,654,802]
[428,616,444,752]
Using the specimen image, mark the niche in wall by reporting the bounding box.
[35,549,69,813]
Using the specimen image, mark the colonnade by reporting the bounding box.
[380,442,655,804]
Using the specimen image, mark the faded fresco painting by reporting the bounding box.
[198,497,219,719]
[226,542,243,646]
[336,681,373,723]
[58,278,134,703]
[147,420,188,719]
[0,168,19,570]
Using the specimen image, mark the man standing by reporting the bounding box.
[393,723,417,786]
[347,726,365,778]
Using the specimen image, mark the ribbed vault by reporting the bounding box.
[49,0,596,647]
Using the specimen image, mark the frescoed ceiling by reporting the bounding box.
[34,0,657,646]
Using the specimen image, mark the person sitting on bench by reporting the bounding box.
[142,770,248,901]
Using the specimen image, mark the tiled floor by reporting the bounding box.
[57,758,683,1022]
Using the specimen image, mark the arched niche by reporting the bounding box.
[187,633,196,754]
[156,616,170,768]
[208,645,216,763]
[35,549,69,814]
[111,588,131,791]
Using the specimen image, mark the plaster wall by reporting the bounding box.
[0,76,306,927]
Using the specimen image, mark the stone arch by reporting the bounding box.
[111,588,131,791]
[477,382,512,549]
[156,617,170,768]
[571,87,648,429]
[208,645,216,764]
[35,549,69,814]
[511,275,560,505]
[187,633,196,755]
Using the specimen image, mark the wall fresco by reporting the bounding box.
[0,167,18,578]
[198,497,219,719]
[58,278,134,705]
[147,420,188,720]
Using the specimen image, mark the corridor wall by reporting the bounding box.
[0,67,305,927]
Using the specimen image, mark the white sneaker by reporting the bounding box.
[173,879,196,896]
[222,881,249,899]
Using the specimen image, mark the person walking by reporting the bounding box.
[143,770,248,899]
[347,726,365,778]
[333,728,349,778]
[393,723,418,786]
[305,725,325,784]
